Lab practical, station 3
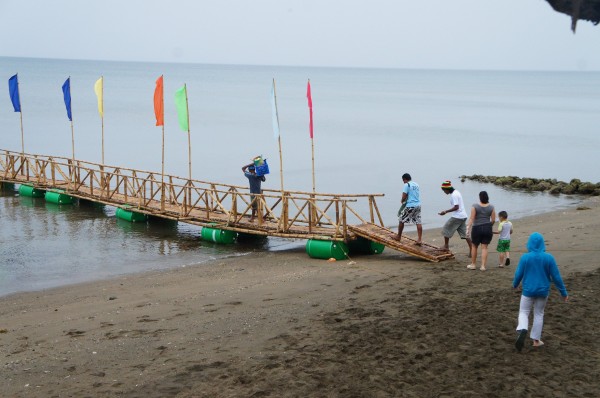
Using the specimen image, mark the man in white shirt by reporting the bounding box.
[438,180,473,253]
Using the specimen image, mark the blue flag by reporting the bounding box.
[62,77,72,121]
[8,74,21,112]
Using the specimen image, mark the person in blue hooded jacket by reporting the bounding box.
[513,232,569,352]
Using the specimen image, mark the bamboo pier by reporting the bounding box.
[1,149,453,262]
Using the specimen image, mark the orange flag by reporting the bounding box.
[154,75,164,126]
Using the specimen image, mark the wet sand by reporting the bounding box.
[1,197,599,397]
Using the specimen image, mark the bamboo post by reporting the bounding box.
[282,193,289,231]
[99,76,106,190]
[308,79,316,194]
[161,123,165,211]
[342,200,348,240]
[99,76,105,166]
[232,190,238,220]
[184,84,192,182]
[19,102,25,177]
[272,79,285,195]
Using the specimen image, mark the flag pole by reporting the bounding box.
[308,79,316,193]
[70,77,75,164]
[100,76,105,165]
[272,79,284,194]
[71,119,75,162]
[19,105,25,174]
[311,135,315,193]
[161,121,165,211]
[155,75,165,212]
[16,75,25,173]
[15,75,25,157]
[184,83,192,181]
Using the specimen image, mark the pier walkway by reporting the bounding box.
[1,149,453,262]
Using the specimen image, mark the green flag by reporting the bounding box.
[174,85,189,131]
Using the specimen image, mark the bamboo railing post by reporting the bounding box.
[232,190,238,220]
[100,165,105,197]
[51,160,56,185]
[90,169,94,195]
[342,200,348,240]
[307,196,312,233]
[369,196,375,223]
[124,176,128,203]
[282,192,289,231]
[258,194,264,225]
[205,191,210,219]
[335,197,340,228]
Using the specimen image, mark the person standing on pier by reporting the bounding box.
[394,173,422,245]
[242,162,266,222]
[439,181,473,253]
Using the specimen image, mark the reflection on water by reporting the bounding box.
[0,189,255,297]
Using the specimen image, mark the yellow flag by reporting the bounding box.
[94,77,103,117]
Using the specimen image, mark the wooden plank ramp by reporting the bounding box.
[349,223,455,262]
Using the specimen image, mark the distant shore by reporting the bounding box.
[1,197,599,397]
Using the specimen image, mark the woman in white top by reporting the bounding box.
[467,191,496,271]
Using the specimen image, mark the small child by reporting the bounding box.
[494,210,513,267]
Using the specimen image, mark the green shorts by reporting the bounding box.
[497,239,511,253]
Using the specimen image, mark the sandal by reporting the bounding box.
[466,264,477,270]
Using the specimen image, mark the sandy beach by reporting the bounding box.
[1,197,599,397]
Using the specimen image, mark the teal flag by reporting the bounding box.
[174,85,189,131]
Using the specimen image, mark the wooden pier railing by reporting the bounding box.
[1,149,386,241]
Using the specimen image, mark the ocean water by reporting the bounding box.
[1,57,598,296]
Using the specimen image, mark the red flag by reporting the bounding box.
[154,75,164,126]
[307,80,314,139]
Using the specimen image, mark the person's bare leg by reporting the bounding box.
[471,245,478,266]
[466,237,473,254]
[416,224,422,245]
[498,252,505,267]
[480,243,488,270]
[394,223,405,241]
[443,237,450,250]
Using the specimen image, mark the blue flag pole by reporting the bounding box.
[8,74,26,158]
[62,77,75,164]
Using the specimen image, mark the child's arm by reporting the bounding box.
[494,223,502,234]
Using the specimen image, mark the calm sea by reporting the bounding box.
[1,57,598,296]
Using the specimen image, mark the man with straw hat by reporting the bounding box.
[439,180,473,253]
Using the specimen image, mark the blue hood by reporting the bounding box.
[526,232,546,253]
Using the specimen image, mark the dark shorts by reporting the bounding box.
[471,223,493,246]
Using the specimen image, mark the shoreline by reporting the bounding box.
[1,197,599,396]
[0,193,587,300]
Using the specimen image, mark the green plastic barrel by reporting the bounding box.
[115,207,148,223]
[45,189,74,205]
[19,184,45,198]
[200,226,237,244]
[348,237,385,255]
[306,239,349,260]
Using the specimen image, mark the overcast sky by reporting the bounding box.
[1,0,598,71]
